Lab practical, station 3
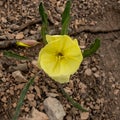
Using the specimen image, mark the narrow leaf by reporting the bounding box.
[3,50,29,60]
[41,24,47,44]
[58,84,88,112]
[61,16,70,35]
[39,2,48,26]
[83,39,100,58]
[39,2,48,44]
[61,0,71,35]
[61,0,71,24]
[12,77,35,120]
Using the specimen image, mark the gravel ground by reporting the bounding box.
[0,0,120,120]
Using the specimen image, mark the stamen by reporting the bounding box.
[58,52,63,56]
[57,52,64,59]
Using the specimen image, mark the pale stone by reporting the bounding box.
[79,82,87,93]
[9,63,28,72]
[34,86,41,98]
[1,96,7,103]
[94,71,100,78]
[85,68,92,76]
[12,70,27,83]
[27,94,35,101]
[81,112,89,120]
[1,17,7,23]
[16,32,24,39]
[114,89,119,95]
[27,107,49,120]
[13,103,17,108]
[32,60,39,68]
[43,97,66,120]
[0,70,3,77]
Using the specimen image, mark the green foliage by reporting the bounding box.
[39,2,48,26]
[12,77,35,120]
[39,2,48,44]
[59,84,88,112]
[3,50,29,60]
[41,24,47,44]
[61,0,71,35]
[83,39,100,58]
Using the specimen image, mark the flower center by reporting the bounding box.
[58,52,63,56]
[57,52,64,59]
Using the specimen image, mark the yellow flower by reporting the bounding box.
[38,35,83,83]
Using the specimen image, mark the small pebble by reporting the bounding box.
[13,103,17,108]
[91,67,97,72]
[12,70,27,83]
[0,71,3,77]
[85,68,92,76]
[93,71,100,78]
[80,112,89,120]
[16,32,24,39]
[1,96,7,103]
[27,94,35,101]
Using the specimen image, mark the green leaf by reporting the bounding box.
[58,84,88,112]
[41,24,47,44]
[12,77,35,120]
[83,39,100,58]
[39,2,48,26]
[3,50,29,60]
[61,16,70,35]
[61,0,71,35]
[61,0,71,24]
[39,2,48,44]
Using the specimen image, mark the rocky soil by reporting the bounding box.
[0,0,120,120]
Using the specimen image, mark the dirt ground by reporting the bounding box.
[0,0,120,120]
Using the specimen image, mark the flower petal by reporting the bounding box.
[51,75,70,83]
[59,56,82,75]
[46,35,61,43]
[16,41,30,47]
[38,35,83,83]
[16,40,39,47]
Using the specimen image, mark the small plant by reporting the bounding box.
[8,0,100,120]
